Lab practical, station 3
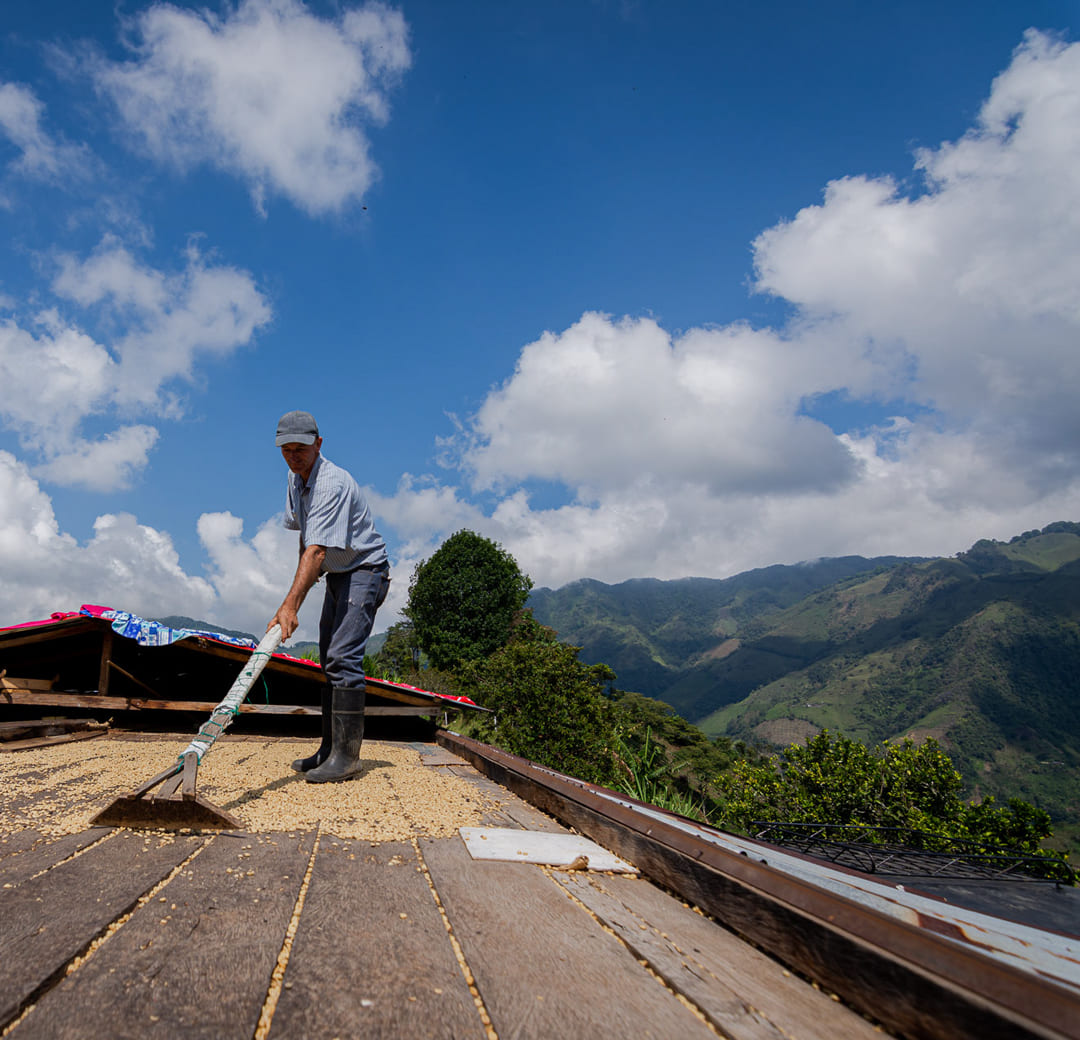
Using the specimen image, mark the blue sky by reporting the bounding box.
[2,0,1079,640]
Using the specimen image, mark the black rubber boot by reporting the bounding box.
[305,686,366,783]
[291,685,332,772]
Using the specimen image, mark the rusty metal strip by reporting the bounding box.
[437,730,1079,1040]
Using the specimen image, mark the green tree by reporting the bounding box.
[405,530,533,670]
[460,638,618,786]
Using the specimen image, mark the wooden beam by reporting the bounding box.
[97,628,113,698]
[0,690,315,714]
[0,675,57,691]
[0,690,440,717]
[0,718,92,739]
[0,617,99,650]
[106,660,160,699]
[365,706,437,716]
[178,636,326,681]
[0,730,106,753]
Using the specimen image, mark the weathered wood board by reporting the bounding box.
[559,870,884,1040]
[443,763,567,832]
[12,831,314,1039]
[410,743,466,766]
[497,800,567,833]
[1,690,320,715]
[420,834,717,1039]
[0,827,51,860]
[0,730,106,752]
[268,839,485,1039]
[0,830,203,1029]
[0,719,90,739]
[0,828,113,888]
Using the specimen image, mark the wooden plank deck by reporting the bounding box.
[420,833,719,1039]
[0,737,886,1039]
[268,840,485,1039]
[13,833,314,1040]
[0,831,203,1027]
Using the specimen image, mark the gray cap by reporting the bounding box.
[275,410,319,446]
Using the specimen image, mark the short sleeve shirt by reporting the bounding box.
[283,455,388,573]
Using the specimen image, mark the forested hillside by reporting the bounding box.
[529,523,1080,851]
[528,555,919,703]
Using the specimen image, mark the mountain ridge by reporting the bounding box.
[528,523,1080,851]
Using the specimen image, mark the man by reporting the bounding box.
[268,410,390,783]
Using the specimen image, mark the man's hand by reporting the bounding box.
[268,607,300,641]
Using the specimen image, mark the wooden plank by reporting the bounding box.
[0,718,91,737]
[365,677,443,704]
[0,677,57,692]
[0,829,112,887]
[0,828,49,860]
[1,691,135,711]
[365,706,437,716]
[0,730,106,753]
[0,691,319,715]
[97,627,112,698]
[180,637,321,678]
[439,763,570,831]
[559,871,883,1040]
[269,840,485,1039]
[0,830,203,1029]
[0,618,101,650]
[500,800,568,834]
[14,831,314,1040]
[420,834,717,1039]
[412,744,467,766]
[106,659,161,698]
[2,690,440,717]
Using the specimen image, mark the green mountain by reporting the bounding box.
[529,523,1080,852]
[152,615,258,643]
[528,555,921,707]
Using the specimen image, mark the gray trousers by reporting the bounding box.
[319,566,390,689]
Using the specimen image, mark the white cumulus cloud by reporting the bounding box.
[33,426,161,493]
[380,30,1080,590]
[752,29,1080,487]
[460,312,859,497]
[0,451,217,624]
[52,238,273,409]
[0,240,270,491]
[197,510,315,632]
[92,0,411,216]
[0,81,90,182]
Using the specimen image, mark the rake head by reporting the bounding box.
[90,750,242,831]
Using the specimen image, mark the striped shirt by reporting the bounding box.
[283,455,388,573]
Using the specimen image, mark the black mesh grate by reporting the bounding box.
[750,821,1077,884]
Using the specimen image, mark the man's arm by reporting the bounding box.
[269,543,327,640]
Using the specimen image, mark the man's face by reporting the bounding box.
[280,437,322,480]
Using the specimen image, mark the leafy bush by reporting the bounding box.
[715,729,1062,859]
[458,637,618,786]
